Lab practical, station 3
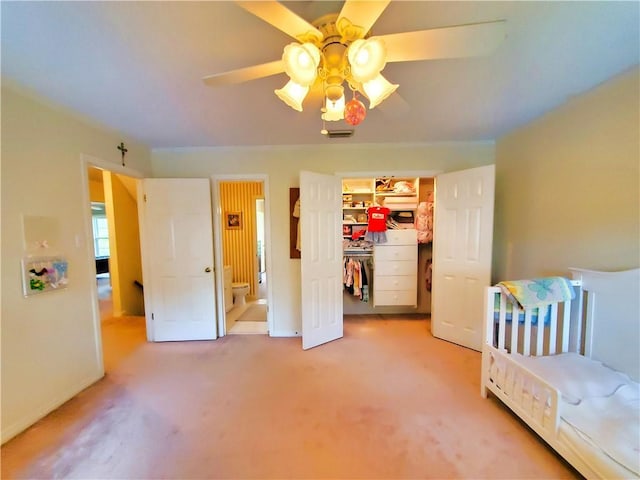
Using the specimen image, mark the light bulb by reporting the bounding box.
[275,80,309,112]
[363,74,398,109]
[348,38,387,83]
[282,42,320,86]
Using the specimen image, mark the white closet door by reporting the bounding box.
[431,165,495,351]
[300,171,343,350]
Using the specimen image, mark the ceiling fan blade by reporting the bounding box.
[376,91,410,118]
[381,21,506,63]
[236,1,323,43]
[202,60,284,87]
[336,0,390,41]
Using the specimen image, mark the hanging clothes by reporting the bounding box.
[365,205,390,244]
[293,197,301,251]
[425,258,433,292]
[415,197,434,244]
[343,256,372,302]
[361,260,369,303]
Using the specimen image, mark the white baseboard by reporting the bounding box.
[1,372,104,444]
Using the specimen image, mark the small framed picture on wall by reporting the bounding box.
[225,211,242,230]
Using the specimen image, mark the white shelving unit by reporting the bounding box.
[342,178,375,238]
[342,177,420,237]
[342,177,419,308]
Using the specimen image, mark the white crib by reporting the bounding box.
[481,268,640,479]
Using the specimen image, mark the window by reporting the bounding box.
[91,203,110,258]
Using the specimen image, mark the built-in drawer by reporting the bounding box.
[374,290,417,307]
[374,274,417,291]
[385,229,417,245]
[375,260,416,276]
[375,245,417,262]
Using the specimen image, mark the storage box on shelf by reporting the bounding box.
[375,177,419,230]
[374,177,419,211]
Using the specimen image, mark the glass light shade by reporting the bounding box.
[321,95,345,121]
[344,97,366,126]
[363,74,399,109]
[275,80,309,112]
[347,38,387,83]
[282,42,320,87]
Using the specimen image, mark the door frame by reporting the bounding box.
[211,174,274,336]
[296,169,441,349]
[80,153,145,366]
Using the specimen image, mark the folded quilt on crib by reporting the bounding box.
[493,296,550,325]
[497,276,575,310]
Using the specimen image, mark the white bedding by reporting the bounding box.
[562,383,640,477]
[558,419,638,480]
[511,352,631,404]
[506,352,640,477]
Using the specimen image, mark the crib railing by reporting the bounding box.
[484,280,582,357]
[483,347,561,436]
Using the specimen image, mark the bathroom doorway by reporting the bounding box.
[256,198,267,300]
[212,176,272,336]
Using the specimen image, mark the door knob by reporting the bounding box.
[205,267,212,273]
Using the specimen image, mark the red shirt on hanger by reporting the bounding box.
[367,206,390,232]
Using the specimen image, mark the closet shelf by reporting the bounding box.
[376,192,417,197]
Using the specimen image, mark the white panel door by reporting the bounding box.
[141,179,216,341]
[431,165,495,351]
[300,171,343,350]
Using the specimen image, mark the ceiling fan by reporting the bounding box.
[202,1,505,128]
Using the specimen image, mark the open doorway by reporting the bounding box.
[212,176,272,336]
[299,167,495,351]
[86,165,146,371]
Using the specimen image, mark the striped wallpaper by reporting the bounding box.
[219,181,264,298]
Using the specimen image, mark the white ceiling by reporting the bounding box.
[2,1,638,149]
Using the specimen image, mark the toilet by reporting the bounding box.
[231,282,250,307]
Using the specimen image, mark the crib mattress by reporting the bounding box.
[559,415,639,479]
[506,352,640,477]
[560,382,640,478]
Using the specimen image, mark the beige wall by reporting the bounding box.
[151,142,495,335]
[1,86,152,442]
[493,67,640,281]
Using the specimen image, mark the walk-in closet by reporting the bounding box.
[341,176,434,316]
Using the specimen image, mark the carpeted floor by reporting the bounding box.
[1,316,579,479]
[237,302,267,321]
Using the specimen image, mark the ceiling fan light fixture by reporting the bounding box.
[363,73,398,109]
[321,94,345,121]
[344,96,366,126]
[325,81,344,103]
[348,38,387,83]
[282,42,320,86]
[275,80,309,112]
